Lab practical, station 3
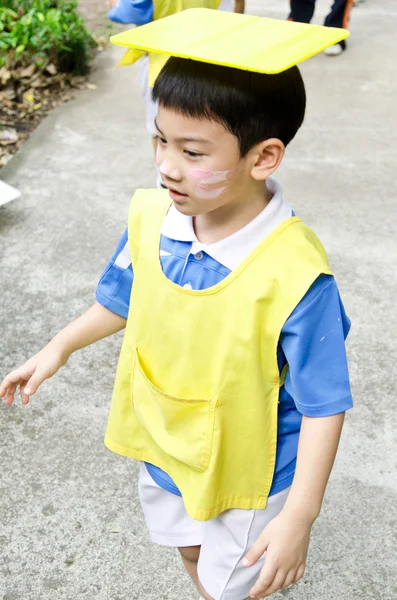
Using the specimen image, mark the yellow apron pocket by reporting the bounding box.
[132,349,216,472]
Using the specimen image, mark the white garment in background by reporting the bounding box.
[138,0,234,136]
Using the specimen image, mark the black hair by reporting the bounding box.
[152,57,306,157]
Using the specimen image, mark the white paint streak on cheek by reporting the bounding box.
[189,169,233,185]
[194,186,227,200]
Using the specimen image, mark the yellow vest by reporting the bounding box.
[118,0,221,86]
[105,190,332,521]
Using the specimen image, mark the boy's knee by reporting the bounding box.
[178,545,200,564]
[197,583,215,600]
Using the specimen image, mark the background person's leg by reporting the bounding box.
[288,0,316,23]
[324,0,354,29]
[323,0,353,55]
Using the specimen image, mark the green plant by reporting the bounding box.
[0,0,96,74]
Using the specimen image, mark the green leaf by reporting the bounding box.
[0,0,94,74]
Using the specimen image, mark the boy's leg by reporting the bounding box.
[138,464,288,599]
[178,546,201,591]
[288,0,316,23]
[178,547,239,600]
[324,0,354,28]
[138,463,205,593]
[197,487,291,600]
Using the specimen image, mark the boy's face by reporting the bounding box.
[155,106,254,216]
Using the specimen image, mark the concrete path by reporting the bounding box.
[1,1,396,598]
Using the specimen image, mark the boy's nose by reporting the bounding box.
[158,158,182,182]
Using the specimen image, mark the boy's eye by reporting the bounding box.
[157,136,167,145]
[184,150,203,158]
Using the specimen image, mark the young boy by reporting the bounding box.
[1,20,353,600]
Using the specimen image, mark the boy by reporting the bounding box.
[0,15,353,600]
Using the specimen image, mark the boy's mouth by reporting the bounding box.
[168,187,188,203]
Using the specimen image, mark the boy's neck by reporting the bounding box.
[193,180,273,245]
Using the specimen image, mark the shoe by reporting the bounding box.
[323,40,346,56]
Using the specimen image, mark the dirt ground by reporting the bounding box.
[0,0,121,169]
[77,0,119,35]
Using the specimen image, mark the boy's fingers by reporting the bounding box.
[296,563,305,581]
[4,382,18,405]
[249,561,278,598]
[0,366,34,397]
[260,570,287,597]
[24,366,49,396]
[20,381,30,405]
[0,375,18,398]
[5,392,15,406]
[282,568,297,589]
[243,534,269,567]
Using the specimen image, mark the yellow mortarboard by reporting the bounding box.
[111,8,349,86]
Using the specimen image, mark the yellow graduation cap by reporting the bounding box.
[111,8,349,86]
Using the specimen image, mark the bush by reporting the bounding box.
[0,0,96,75]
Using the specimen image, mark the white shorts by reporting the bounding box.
[138,463,290,600]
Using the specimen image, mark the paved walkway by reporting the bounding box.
[1,1,396,598]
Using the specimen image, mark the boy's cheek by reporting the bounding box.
[188,168,234,185]
[194,186,227,200]
[187,168,233,201]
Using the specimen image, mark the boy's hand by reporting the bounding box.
[1,304,127,406]
[243,510,311,598]
[0,344,68,406]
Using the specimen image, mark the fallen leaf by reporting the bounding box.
[0,67,12,85]
[0,128,19,144]
[0,87,17,101]
[45,63,57,76]
[23,88,35,104]
[2,98,14,108]
[20,63,36,78]
[70,75,85,87]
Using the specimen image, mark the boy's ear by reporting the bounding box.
[250,138,285,181]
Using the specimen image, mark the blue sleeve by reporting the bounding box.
[280,274,353,417]
[108,0,154,25]
[96,229,134,319]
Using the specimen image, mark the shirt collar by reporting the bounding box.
[160,177,292,271]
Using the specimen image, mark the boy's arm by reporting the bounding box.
[0,303,126,406]
[281,412,345,521]
[244,413,345,598]
[244,275,352,597]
